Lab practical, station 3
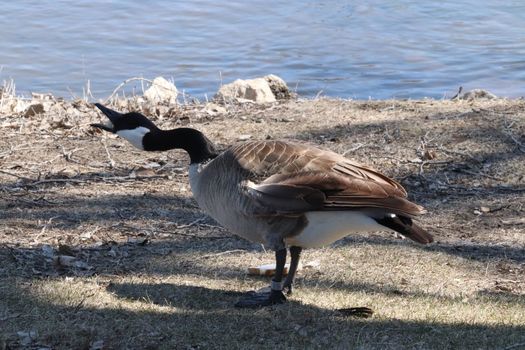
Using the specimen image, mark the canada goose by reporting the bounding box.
[92,103,433,309]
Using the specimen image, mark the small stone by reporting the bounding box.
[14,99,30,113]
[50,119,73,129]
[238,134,252,141]
[264,74,292,100]
[144,77,178,104]
[41,244,55,258]
[203,103,227,116]
[24,103,45,117]
[31,92,54,100]
[215,77,276,103]
[135,168,156,177]
[66,107,81,118]
[144,162,161,169]
[460,89,497,100]
[80,230,93,240]
[423,150,436,160]
[480,206,491,213]
[17,331,38,346]
[297,327,308,337]
[155,105,170,117]
[90,340,104,350]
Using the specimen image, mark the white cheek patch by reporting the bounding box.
[116,127,150,150]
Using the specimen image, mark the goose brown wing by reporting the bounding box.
[230,141,424,216]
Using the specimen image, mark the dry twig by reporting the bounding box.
[105,77,154,103]
[201,249,246,259]
[503,130,525,153]
[435,145,481,163]
[101,139,116,168]
[503,342,525,350]
[0,169,31,181]
[451,86,463,100]
[116,223,227,240]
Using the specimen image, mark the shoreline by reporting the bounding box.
[1,74,517,118]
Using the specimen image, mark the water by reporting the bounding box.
[1,0,525,100]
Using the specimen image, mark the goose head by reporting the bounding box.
[91,103,218,163]
[91,103,159,150]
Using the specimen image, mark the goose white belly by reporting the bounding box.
[285,211,384,249]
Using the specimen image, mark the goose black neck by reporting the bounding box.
[143,128,218,164]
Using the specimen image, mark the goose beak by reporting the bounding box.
[91,103,122,132]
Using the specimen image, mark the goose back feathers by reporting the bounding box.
[228,140,424,217]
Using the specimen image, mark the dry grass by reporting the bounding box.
[1,96,524,349]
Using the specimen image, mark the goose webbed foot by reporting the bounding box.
[283,283,293,295]
[235,247,290,308]
[235,289,286,308]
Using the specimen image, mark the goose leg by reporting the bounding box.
[283,246,302,295]
[235,248,287,308]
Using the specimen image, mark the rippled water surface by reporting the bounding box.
[2,1,525,99]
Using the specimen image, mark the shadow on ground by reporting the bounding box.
[2,279,525,349]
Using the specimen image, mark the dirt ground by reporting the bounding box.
[1,96,524,349]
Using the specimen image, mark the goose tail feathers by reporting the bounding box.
[376,215,433,244]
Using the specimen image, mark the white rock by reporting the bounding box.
[215,77,276,103]
[144,77,178,104]
[203,102,227,116]
[90,340,105,350]
[17,331,38,346]
[0,98,30,114]
[41,244,55,258]
[14,100,30,113]
[264,74,291,99]
[237,134,252,141]
[460,89,497,100]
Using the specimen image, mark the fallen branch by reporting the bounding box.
[403,159,452,178]
[202,249,246,259]
[60,146,84,164]
[116,223,228,240]
[455,168,504,181]
[0,313,23,321]
[73,292,97,313]
[6,174,167,188]
[105,77,153,103]
[504,130,525,153]
[343,143,369,155]
[27,178,89,186]
[0,169,32,181]
[501,217,525,225]
[174,217,207,229]
[503,342,525,350]
[101,139,116,168]
[435,145,481,163]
